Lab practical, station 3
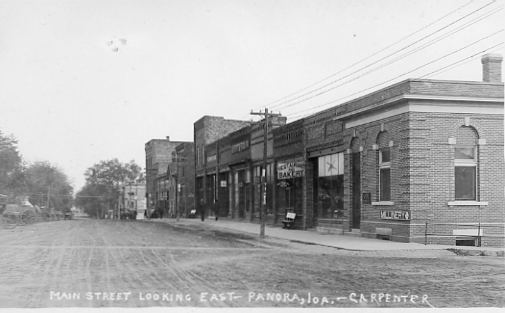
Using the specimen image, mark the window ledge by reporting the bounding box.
[372,201,395,206]
[447,201,488,206]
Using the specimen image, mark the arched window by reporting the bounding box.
[379,149,391,201]
[454,126,479,201]
[376,131,391,202]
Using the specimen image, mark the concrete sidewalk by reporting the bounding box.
[153,217,504,256]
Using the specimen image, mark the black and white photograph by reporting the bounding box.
[0,0,504,311]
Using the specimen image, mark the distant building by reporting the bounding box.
[119,182,146,219]
[145,137,191,213]
[167,142,195,218]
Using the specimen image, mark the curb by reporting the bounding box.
[447,248,505,257]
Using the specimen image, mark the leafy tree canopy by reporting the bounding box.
[0,130,26,199]
[25,161,74,210]
[77,159,144,218]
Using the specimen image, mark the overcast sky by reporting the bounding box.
[0,0,503,192]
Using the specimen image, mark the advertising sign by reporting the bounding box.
[277,162,305,179]
[380,210,410,220]
[362,193,371,204]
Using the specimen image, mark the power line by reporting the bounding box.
[420,43,505,79]
[285,40,504,122]
[256,1,475,112]
[286,29,503,119]
[274,3,502,112]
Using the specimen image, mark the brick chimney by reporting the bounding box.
[481,53,502,82]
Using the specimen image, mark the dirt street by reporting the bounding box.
[0,219,503,308]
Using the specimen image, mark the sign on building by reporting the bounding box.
[362,193,371,204]
[380,210,410,220]
[277,162,305,179]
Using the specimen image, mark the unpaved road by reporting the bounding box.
[0,219,503,308]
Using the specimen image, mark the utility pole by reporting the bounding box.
[175,171,179,221]
[215,140,219,221]
[47,187,51,207]
[250,108,282,239]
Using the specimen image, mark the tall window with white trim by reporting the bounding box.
[379,149,391,201]
[455,146,477,200]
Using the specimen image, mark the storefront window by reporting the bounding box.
[317,153,344,219]
[277,161,305,215]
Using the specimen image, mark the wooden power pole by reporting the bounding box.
[250,108,281,239]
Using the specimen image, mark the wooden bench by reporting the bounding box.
[282,212,297,229]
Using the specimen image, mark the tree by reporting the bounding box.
[76,159,144,218]
[25,161,74,210]
[0,130,26,201]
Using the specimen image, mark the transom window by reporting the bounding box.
[379,149,391,201]
[455,146,477,200]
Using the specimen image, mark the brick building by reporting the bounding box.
[300,53,503,247]
[249,116,287,223]
[189,54,503,247]
[194,116,251,217]
[272,118,306,228]
[145,137,191,214]
[228,125,252,220]
[166,142,195,218]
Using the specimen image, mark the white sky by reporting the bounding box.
[0,0,503,192]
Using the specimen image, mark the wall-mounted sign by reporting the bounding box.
[362,193,371,204]
[380,211,410,220]
[206,154,217,163]
[231,140,250,154]
[277,162,305,179]
[220,181,227,187]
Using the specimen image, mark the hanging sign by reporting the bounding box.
[277,162,305,179]
[220,180,227,187]
[380,210,410,220]
[277,181,290,187]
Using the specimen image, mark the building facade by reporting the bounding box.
[167,142,195,218]
[194,116,251,217]
[273,118,306,228]
[145,137,191,214]
[301,53,504,247]
[191,54,504,247]
[119,182,146,219]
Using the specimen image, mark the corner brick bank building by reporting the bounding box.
[195,54,504,247]
[300,54,504,247]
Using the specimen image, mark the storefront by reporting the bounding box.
[229,126,252,220]
[272,118,306,227]
[276,160,304,216]
[315,152,345,221]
